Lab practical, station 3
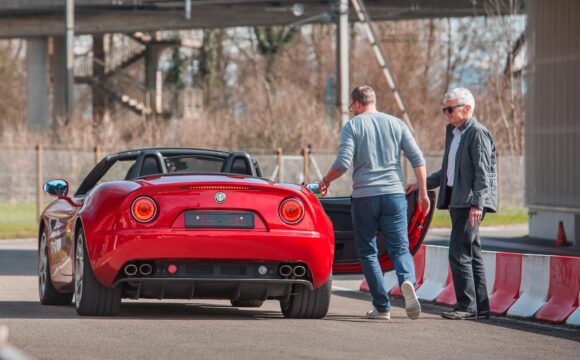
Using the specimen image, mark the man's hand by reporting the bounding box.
[418,191,430,212]
[405,183,419,194]
[469,207,483,227]
[318,178,329,197]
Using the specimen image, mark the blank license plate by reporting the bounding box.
[185,211,255,229]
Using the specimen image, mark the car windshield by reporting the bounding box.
[164,155,224,173]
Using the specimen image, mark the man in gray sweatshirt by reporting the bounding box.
[319,86,430,320]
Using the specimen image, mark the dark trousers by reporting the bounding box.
[449,207,490,313]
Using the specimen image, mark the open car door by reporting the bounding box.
[322,190,436,274]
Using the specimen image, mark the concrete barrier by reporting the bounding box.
[358,245,580,327]
[506,254,550,318]
[482,251,497,296]
[565,294,580,326]
[489,253,522,315]
[535,256,580,323]
[435,268,456,306]
[415,245,449,301]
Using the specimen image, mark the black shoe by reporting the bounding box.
[477,311,490,319]
[441,310,477,320]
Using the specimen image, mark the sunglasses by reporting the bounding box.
[441,104,465,114]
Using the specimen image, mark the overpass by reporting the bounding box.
[0,0,518,38]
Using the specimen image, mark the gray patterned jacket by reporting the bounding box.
[427,117,498,212]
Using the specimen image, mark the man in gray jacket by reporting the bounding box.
[407,87,497,320]
[319,86,430,320]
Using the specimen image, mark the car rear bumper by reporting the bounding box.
[87,229,333,289]
[114,277,312,301]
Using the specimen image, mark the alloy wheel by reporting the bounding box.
[38,232,48,297]
[74,233,84,306]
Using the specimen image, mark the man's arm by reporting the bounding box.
[426,169,442,190]
[400,123,430,210]
[318,123,354,195]
[413,165,430,211]
[468,130,494,225]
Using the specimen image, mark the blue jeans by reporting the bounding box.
[352,194,416,312]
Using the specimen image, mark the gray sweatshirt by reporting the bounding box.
[331,112,425,198]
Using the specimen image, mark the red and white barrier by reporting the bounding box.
[489,253,522,315]
[357,244,580,326]
[415,246,449,301]
[535,256,580,323]
[506,254,550,318]
[566,294,580,326]
[482,251,497,296]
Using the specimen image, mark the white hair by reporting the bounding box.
[443,88,475,114]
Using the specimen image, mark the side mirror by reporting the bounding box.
[305,183,323,198]
[43,179,69,198]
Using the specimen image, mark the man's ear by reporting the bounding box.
[463,104,472,116]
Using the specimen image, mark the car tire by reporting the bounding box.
[74,227,121,316]
[280,278,332,319]
[38,229,73,306]
[230,299,265,308]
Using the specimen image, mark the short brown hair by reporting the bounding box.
[351,86,376,105]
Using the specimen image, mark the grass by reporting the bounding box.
[0,202,529,239]
[0,203,38,239]
[430,208,529,228]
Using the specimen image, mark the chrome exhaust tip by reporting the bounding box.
[124,264,138,277]
[293,265,306,278]
[279,264,293,277]
[139,263,153,276]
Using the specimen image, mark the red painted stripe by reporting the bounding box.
[489,253,523,315]
[435,267,457,306]
[535,256,580,323]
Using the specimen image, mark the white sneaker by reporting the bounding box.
[366,308,391,320]
[401,280,421,320]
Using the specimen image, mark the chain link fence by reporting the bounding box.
[0,146,524,220]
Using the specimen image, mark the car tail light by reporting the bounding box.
[131,196,158,223]
[279,198,304,225]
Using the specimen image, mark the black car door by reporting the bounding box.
[323,190,436,274]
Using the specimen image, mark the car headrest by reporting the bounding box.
[230,158,252,175]
[140,157,160,177]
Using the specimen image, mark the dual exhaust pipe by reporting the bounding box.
[123,263,153,277]
[279,264,306,278]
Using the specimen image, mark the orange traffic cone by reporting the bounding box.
[555,221,569,246]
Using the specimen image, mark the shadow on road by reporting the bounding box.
[0,250,36,276]
[332,290,580,342]
[0,301,283,321]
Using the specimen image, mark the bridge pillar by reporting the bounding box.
[26,37,49,131]
[336,0,349,127]
[51,37,66,123]
[145,43,169,114]
[92,34,106,126]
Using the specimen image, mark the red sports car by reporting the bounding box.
[38,148,434,318]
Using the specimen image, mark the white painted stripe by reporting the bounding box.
[565,296,580,326]
[415,245,448,301]
[332,286,358,292]
[507,254,550,318]
[482,251,497,296]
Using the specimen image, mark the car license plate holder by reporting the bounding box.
[185,211,255,229]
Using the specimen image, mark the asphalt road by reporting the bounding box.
[0,239,578,360]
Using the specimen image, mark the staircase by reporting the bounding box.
[74,31,202,117]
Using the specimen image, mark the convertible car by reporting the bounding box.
[38,148,435,318]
